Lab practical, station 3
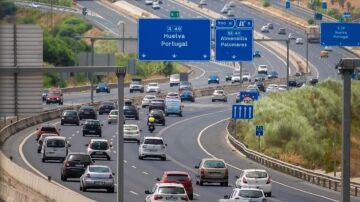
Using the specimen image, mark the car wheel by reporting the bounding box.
[60,121,64,125]
[136,116,139,120]
[107,90,110,94]
[37,149,41,153]
[61,174,67,181]
[41,155,46,162]
[138,155,143,160]
[165,113,168,116]
[82,186,87,192]
[188,193,193,200]
[161,156,166,161]
[99,133,102,137]
[130,90,133,93]
[59,102,63,105]
[107,187,115,193]
[108,121,111,124]
[76,122,79,126]
[267,192,272,197]
[223,182,228,187]
[82,133,85,136]
[162,122,165,126]
[199,179,203,186]
[107,156,111,161]
[46,101,49,104]
[211,99,214,102]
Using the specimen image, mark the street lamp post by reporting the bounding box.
[306,32,309,74]
[117,21,125,53]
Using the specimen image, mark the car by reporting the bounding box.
[225,73,232,81]
[108,110,118,124]
[212,90,227,102]
[242,72,251,82]
[149,99,166,111]
[253,50,261,57]
[145,0,153,5]
[266,84,279,93]
[45,89,63,105]
[231,70,241,83]
[208,75,220,84]
[60,110,80,126]
[31,2,41,8]
[82,120,102,137]
[195,158,228,186]
[288,33,296,40]
[288,80,298,88]
[257,65,268,74]
[235,169,272,197]
[254,73,267,82]
[308,78,319,85]
[95,82,110,93]
[295,37,303,44]
[98,101,116,115]
[226,9,235,17]
[156,171,194,200]
[124,124,141,143]
[86,139,112,160]
[41,136,70,162]
[228,1,235,7]
[256,82,266,92]
[246,85,260,94]
[261,25,269,33]
[146,82,160,93]
[78,105,97,120]
[129,78,144,93]
[124,98,133,106]
[165,99,182,117]
[152,1,160,9]
[145,183,189,202]
[179,81,192,91]
[123,105,139,120]
[278,28,286,35]
[221,4,230,13]
[266,22,274,29]
[80,165,115,193]
[267,70,278,79]
[35,124,60,141]
[61,153,94,181]
[169,74,180,87]
[165,92,180,100]
[199,0,207,6]
[142,95,157,108]
[320,50,329,58]
[223,188,267,201]
[180,90,195,102]
[42,89,48,102]
[138,136,167,161]
[37,133,59,153]
[324,46,333,51]
[149,109,166,125]
[278,84,287,91]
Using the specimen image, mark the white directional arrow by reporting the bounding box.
[141,54,146,58]
[232,55,237,59]
[244,106,248,118]
[249,106,253,118]
[172,54,177,58]
[239,106,242,118]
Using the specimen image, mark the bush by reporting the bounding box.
[307,18,314,25]
[262,1,270,7]
[52,17,92,37]
[0,0,16,20]
[327,8,342,19]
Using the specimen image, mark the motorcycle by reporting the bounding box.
[148,122,155,133]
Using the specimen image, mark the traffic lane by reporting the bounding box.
[199,120,360,202]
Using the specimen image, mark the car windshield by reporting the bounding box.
[152,99,164,103]
[144,139,164,145]
[47,92,61,96]
[90,141,109,150]
[149,83,158,86]
[238,190,263,198]
[98,83,107,87]
[246,171,268,178]
[89,166,110,173]
[110,110,118,115]
[145,95,156,99]
[86,120,100,125]
[233,71,240,76]
[166,174,189,181]
[204,160,226,168]
[101,102,114,106]
[68,154,91,162]
[124,125,138,130]
[46,139,65,147]
[81,107,95,111]
[64,111,77,116]
[171,74,179,79]
[41,127,57,132]
[150,110,163,115]
[158,187,185,194]
[40,134,56,141]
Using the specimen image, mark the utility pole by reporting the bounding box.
[90,38,95,104]
[286,40,290,90]
[306,32,309,74]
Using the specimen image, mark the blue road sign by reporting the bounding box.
[314,12,323,20]
[256,125,264,137]
[321,23,360,46]
[138,19,211,61]
[215,19,253,61]
[321,1,327,10]
[239,91,259,102]
[343,11,351,18]
[232,104,254,119]
[285,1,290,9]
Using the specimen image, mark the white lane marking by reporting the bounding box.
[129,191,139,195]
[112,135,116,138]
[76,131,79,133]
[110,138,113,141]
[197,119,338,202]
[193,193,201,197]
[142,171,149,175]
[72,134,75,136]
[131,165,136,169]
[186,63,206,80]
[124,160,127,163]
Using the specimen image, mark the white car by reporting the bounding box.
[141,95,157,108]
[231,70,241,83]
[261,25,269,33]
[80,165,115,193]
[266,84,279,93]
[146,82,160,93]
[228,1,235,7]
[199,0,207,6]
[138,136,167,161]
[278,84,287,91]
[221,4,230,13]
[242,72,251,82]
[212,90,227,102]
[324,46,333,51]
[226,9,234,17]
[295,37,303,44]
[169,74,180,87]
[221,188,266,202]
[145,0,153,5]
[257,65,268,74]
[152,1,160,9]
[288,33,296,40]
[235,169,272,197]
[145,183,189,202]
[107,110,121,124]
[41,136,70,162]
[86,139,112,160]
[124,124,141,143]
[31,2,40,8]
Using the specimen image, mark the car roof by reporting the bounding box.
[44,136,65,140]
[124,124,139,128]
[144,136,163,140]
[156,183,185,188]
[243,169,268,173]
[68,152,89,155]
[90,139,108,142]
[233,187,265,191]
[202,158,225,162]
[164,171,189,175]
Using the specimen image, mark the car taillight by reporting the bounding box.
[154,195,163,200]
[64,161,70,167]
[242,177,247,184]
[266,176,271,184]
[86,174,91,178]
[200,168,205,177]
[181,196,189,201]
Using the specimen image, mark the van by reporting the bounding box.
[41,136,70,162]
[165,99,182,117]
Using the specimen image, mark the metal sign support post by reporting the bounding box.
[90,38,95,104]
[258,136,261,151]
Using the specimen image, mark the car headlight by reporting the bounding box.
[56,98,60,100]
[216,78,219,80]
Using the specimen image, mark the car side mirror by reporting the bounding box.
[194,165,199,169]
[58,128,61,131]
[112,172,115,176]
[235,175,239,179]
[145,190,151,194]
[140,129,143,132]
[165,144,167,147]
[155,178,160,181]
[85,144,89,147]
[224,195,230,199]
[67,143,71,147]
[137,141,141,145]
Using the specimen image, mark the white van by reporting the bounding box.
[41,136,70,162]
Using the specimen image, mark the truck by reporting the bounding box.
[306,25,320,43]
[179,72,189,82]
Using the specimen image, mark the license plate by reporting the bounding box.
[148,149,157,152]
[95,181,105,185]
[165,196,177,200]
[75,164,84,168]
[89,130,96,133]
[84,112,90,114]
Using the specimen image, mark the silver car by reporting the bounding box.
[222,188,266,202]
[212,90,227,102]
[80,165,115,193]
[141,95,157,108]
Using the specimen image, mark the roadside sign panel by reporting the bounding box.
[314,12,323,20]
[138,19,211,61]
[239,91,259,102]
[256,125,264,136]
[170,10,180,18]
[321,23,360,46]
[343,11,351,18]
[232,104,253,119]
[321,1,327,10]
[215,19,253,61]
[285,1,290,9]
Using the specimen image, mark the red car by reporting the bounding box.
[156,171,194,200]
[45,89,63,105]
[35,124,60,141]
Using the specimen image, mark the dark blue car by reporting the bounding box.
[180,90,195,102]
[96,82,110,93]
[208,75,219,84]
[253,50,261,57]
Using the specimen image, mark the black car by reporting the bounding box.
[79,106,97,120]
[123,105,139,120]
[82,120,102,137]
[308,78,319,85]
[98,101,116,115]
[256,82,266,92]
[149,109,166,126]
[225,74,232,81]
[96,82,110,93]
[129,78,144,93]
[61,153,94,181]
[288,80,298,87]
[149,99,165,111]
[267,71,278,79]
[61,110,80,126]
[180,90,195,102]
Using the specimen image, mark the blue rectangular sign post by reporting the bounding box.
[215,19,253,61]
[138,19,211,61]
[314,12,323,20]
[232,104,253,119]
[256,125,264,136]
[321,1,327,10]
[239,91,259,102]
[321,23,360,46]
[285,1,290,9]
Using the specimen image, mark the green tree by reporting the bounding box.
[162,62,174,77]
[0,0,16,20]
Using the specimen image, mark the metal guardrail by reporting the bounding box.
[226,119,360,196]
[15,1,78,13]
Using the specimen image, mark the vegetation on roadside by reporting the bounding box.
[308,0,360,21]
[262,0,270,7]
[0,0,16,21]
[32,0,72,7]
[235,80,360,176]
